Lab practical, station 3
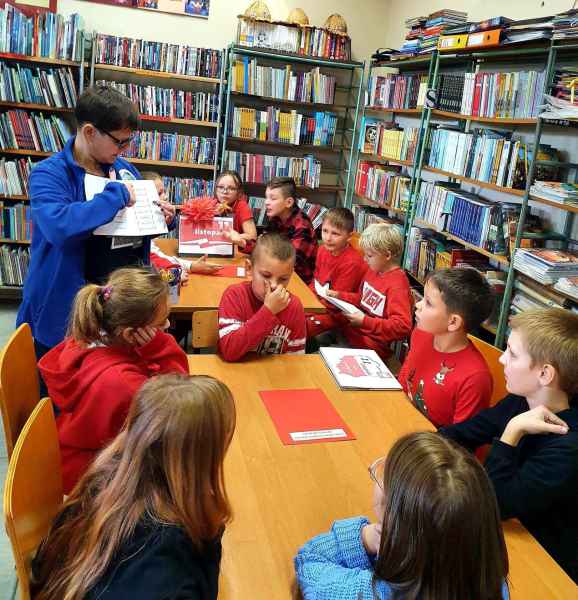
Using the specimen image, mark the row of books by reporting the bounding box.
[0,6,83,61]
[366,74,427,110]
[230,106,337,146]
[0,244,29,287]
[530,180,578,207]
[354,161,410,210]
[0,63,77,109]
[236,17,351,61]
[162,176,214,205]
[360,120,419,162]
[512,273,573,317]
[513,248,578,284]
[124,131,216,165]
[352,206,396,231]
[0,201,31,241]
[247,195,328,230]
[224,151,321,189]
[0,110,71,152]
[94,34,222,79]
[0,157,33,197]
[232,58,336,105]
[95,80,219,123]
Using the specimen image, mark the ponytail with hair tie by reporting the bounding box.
[100,286,113,302]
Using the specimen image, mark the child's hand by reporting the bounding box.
[224,228,245,247]
[264,281,291,315]
[190,255,222,274]
[501,406,569,447]
[344,310,365,328]
[325,289,339,298]
[361,522,382,556]
[129,326,157,347]
[158,200,176,224]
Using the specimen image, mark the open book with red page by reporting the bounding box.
[259,388,356,446]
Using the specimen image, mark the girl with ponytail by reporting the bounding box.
[38,266,188,494]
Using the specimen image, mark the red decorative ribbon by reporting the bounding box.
[180,196,218,224]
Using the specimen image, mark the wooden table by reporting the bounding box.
[187,354,577,600]
[154,238,325,316]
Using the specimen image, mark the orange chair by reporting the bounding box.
[191,310,219,350]
[4,398,63,600]
[0,323,41,458]
[469,334,508,406]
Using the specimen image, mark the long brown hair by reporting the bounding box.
[68,267,168,345]
[32,374,236,600]
[374,432,508,600]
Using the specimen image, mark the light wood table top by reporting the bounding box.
[155,238,325,315]
[187,354,577,600]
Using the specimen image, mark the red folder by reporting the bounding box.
[259,388,356,446]
[212,265,247,278]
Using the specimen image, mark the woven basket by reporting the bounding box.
[287,8,309,26]
[324,13,348,35]
[244,0,271,21]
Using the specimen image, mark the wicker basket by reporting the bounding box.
[244,0,271,22]
[324,13,348,35]
[287,8,309,26]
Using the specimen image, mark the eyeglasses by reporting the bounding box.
[368,456,385,489]
[96,127,133,150]
[216,185,238,193]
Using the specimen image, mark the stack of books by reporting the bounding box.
[124,130,216,165]
[414,181,460,230]
[0,157,33,196]
[232,59,336,105]
[400,16,427,55]
[551,67,578,102]
[94,34,222,79]
[554,276,578,301]
[530,180,578,207]
[162,176,214,205]
[553,10,578,40]
[352,206,397,231]
[0,110,71,152]
[0,244,29,286]
[366,73,428,110]
[511,273,572,317]
[0,5,83,61]
[514,248,578,284]
[0,63,78,108]
[0,201,31,241]
[420,10,468,54]
[96,80,219,123]
[224,151,321,189]
[230,106,337,146]
[355,160,409,209]
[360,120,419,161]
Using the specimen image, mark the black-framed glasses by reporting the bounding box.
[216,185,238,193]
[368,456,386,489]
[96,127,133,149]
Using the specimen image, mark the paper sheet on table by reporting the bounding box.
[85,174,168,237]
[314,279,362,315]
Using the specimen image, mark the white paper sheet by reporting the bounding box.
[314,279,362,315]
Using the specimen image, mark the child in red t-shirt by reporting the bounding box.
[218,233,306,361]
[398,268,495,427]
[327,223,413,361]
[307,207,367,338]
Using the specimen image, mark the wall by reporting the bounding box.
[58,0,391,61]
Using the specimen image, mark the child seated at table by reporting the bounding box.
[38,267,188,493]
[440,308,578,584]
[295,431,509,600]
[326,222,412,360]
[306,207,367,339]
[218,233,306,361]
[398,267,494,427]
[32,373,236,600]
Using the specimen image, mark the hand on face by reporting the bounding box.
[263,279,291,315]
[361,523,382,556]
[126,326,157,347]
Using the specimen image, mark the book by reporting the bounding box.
[319,347,402,390]
[314,280,360,314]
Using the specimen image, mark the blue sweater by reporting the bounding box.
[16,137,141,347]
[295,517,510,600]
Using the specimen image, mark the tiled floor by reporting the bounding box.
[0,302,20,600]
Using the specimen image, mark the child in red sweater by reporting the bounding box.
[307,207,367,338]
[38,267,188,493]
[218,233,306,361]
[398,268,494,427]
[327,223,413,361]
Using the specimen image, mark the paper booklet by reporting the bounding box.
[320,347,403,391]
[85,174,168,237]
[314,280,362,315]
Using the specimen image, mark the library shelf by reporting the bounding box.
[0,196,28,201]
[421,166,526,197]
[93,63,220,84]
[0,148,52,158]
[528,195,578,214]
[126,158,215,170]
[230,92,350,111]
[0,53,82,68]
[354,193,406,214]
[0,238,30,245]
[245,182,345,193]
[139,115,218,128]
[357,153,414,168]
[0,285,23,300]
[227,137,341,153]
[0,101,74,113]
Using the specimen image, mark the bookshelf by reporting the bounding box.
[220,44,365,211]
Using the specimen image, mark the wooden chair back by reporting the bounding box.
[0,323,40,458]
[192,310,219,349]
[350,232,361,255]
[469,334,508,406]
[4,398,63,600]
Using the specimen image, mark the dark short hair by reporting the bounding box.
[266,176,297,202]
[426,267,494,332]
[75,86,139,132]
[250,233,295,265]
[323,207,355,233]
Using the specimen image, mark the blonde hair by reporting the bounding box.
[32,374,236,600]
[250,232,296,265]
[140,170,162,181]
[68,267,168,345]
[323,207,354,233]
[360,223,403,259]
[510,308,578,395]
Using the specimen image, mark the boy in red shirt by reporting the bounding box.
[327,223,413,360]
[218,232,306,361]
[398,268,494,427]
[306,207,367,338]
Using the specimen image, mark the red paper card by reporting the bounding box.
[259,388,356,445]
[212,265,247,278]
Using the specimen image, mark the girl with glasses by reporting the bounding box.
[295,432,510,600]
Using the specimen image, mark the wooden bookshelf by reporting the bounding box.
[0,195,28,201]
[245,182,345,193]
[0,101,74,113]
[444,232,510,265]
[0,148,52,158]
[93,63,220,84]
[357,153,414,168]
[231,92,351,111]
[126,158,215,170]
[0,238,30,245]
[0,53,82,68]
[421,166,526,197]
[227,136,341,153]
[529,195,578,214]
[364,107,422,116]
[354,193,406,214]
[139,115,218,128]
[0,285,23,300]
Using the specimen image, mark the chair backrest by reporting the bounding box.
[0,323,40,458]
[192,310,219,349]
[4,398,63,600]
[350,232,362,255]
[469,334,508,406]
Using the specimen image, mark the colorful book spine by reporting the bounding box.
[366,73,428,109]
[0,201,31,241]
[161,175,214,205]
[0,243,30,285]
[0,157,33,196]
[0,110,71,152]
[354,160,410,209]
[124,130,216,165]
